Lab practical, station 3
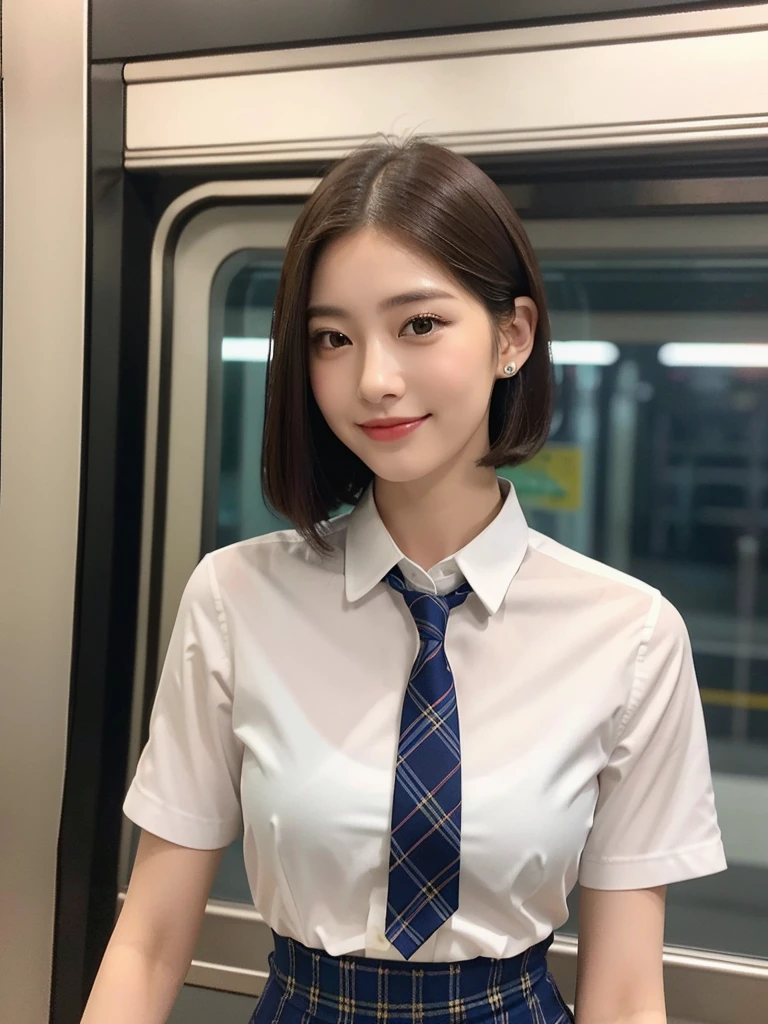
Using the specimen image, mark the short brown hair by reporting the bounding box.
[262,139,553,552]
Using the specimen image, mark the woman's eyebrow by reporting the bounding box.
[307,289,456,320]
[307,303,347,319]
[379,289,456,311]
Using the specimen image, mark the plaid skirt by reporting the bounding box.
[249,932,574,1024]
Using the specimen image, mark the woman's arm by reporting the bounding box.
[80,829,225,1024]
[574,885,667,1024]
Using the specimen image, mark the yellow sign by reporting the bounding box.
[700,688,768,712]
[500,445,583,512]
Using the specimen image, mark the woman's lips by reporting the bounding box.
[357,415,430,442]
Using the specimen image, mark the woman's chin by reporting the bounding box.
[359,451,438,486]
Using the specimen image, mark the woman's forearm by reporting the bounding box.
[80,941,188,1024]
[576,1013,666,1024]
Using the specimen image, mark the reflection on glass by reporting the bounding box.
[215,257,287,548]
[208,245,768,958]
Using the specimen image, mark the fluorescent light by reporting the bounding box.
[551,341,619,365]
[658,343,768,368]
[222,337,270,362]
[222,336,621,367]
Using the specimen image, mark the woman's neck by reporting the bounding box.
[373,463,503,571]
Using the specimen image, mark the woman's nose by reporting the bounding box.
[356,339,405,404]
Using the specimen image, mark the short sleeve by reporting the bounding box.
[123,554,244,849]
[579,595,727,889]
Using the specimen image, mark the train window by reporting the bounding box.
[205,222,768,956]
[214,253,288,548]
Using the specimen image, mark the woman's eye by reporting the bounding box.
[313,330,350,350]
[401,315,446,337]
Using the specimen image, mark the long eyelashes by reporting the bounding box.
[309,313,450,350]
[310,329,349,350]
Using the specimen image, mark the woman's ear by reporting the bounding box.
[495,297,539,378]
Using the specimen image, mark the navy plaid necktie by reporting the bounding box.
[383,566,472,959]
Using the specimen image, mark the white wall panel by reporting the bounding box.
[124,5,768,84]
[125,13,768,168]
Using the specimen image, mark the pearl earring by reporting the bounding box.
[503,362,517,376]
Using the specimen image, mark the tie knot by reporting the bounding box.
[384,567,472,637]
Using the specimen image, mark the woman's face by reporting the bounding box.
[307,227,536,486]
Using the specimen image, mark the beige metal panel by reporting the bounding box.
[520,215,768,253]
[124,21,768,168]
[124,4,768,84]
[0,1,87,1022]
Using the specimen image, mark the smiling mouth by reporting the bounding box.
[357,415,430,441]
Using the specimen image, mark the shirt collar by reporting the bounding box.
[344,477,529,615]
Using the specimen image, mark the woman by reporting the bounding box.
[82,140,726,1024]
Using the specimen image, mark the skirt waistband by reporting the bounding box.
[267,932,556,1023]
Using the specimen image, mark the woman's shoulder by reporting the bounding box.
[206,514,349,589]
[524,529,690,661]
[526,527,657,595]
[524,527,682,629]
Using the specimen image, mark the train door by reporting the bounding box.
[118,8,768,1023]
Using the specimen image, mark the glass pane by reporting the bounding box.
[206,236,768,959]
[535,254,768,958]
[216,254,289,548]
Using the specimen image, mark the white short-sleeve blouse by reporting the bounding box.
[124,479,726,962]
